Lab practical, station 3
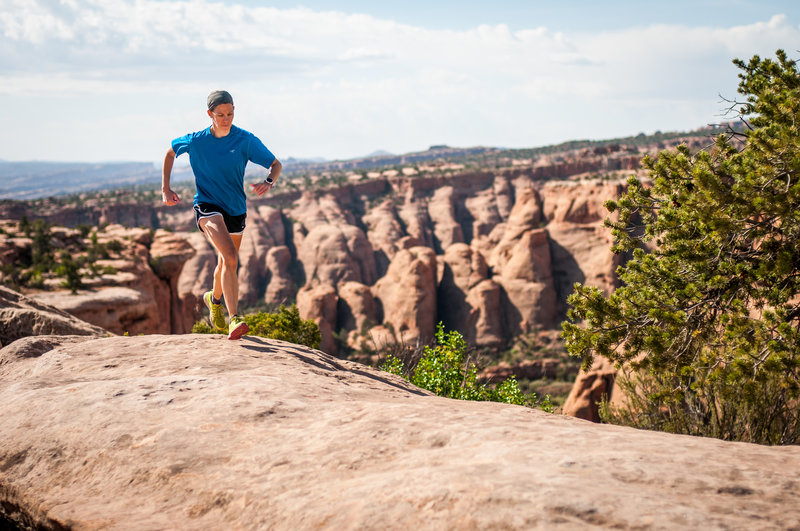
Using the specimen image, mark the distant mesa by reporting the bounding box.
[364,150,394,158]
[282,156,328,166]
[0,161,193,201]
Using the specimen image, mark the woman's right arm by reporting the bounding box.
[161,148,180,205]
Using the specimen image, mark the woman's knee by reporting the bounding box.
[218,249,238,269]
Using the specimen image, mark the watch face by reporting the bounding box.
[266,177,274,184]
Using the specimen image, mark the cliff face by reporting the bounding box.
[1,334,799,529]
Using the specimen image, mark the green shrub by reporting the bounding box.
[381,322,554,411]
[30,219,54,271]
[19,216,30,237]
[55,250,83,294]
[380,354,405,377]
[26,269,45,289]
[106,239,124,253]
[192,304,320,350]
[246,304,321,348]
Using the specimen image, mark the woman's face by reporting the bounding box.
[208,103,234,132]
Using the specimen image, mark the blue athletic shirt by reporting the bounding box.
[171,125,276,217]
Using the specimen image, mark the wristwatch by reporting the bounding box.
[264,176,274,185]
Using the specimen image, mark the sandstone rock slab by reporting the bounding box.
[1,335,800,529]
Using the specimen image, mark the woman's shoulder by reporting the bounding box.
[230,125,255,138]
[178,127,212,142]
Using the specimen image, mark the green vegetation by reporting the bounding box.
[563,50,800,445]
[55,250,83,293]
[192,304,321,350]
[382,322,554,411]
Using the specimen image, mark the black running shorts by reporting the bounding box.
[193,202,247,235]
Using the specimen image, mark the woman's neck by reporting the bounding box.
[210,125,232,138]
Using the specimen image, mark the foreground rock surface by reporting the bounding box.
[1,335,800,530]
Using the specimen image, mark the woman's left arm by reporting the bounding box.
[250,158,282,197]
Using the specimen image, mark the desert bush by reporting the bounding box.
[18,216,31,237]
[30,219,54,272]
[106,239,124,253]
[192,304,320,350]
[382,322,554,411]
[55,250,83,294]
[599,368,800,445]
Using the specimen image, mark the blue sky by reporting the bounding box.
[245,0,798,32]
[0,0,798,164]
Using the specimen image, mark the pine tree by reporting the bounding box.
[562,50,800,445]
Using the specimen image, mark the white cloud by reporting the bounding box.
[0,0,797,162]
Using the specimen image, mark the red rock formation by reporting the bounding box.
[491,225,558,333]
[296,224,376,287]
[561,356,621,422]
[541,180,628,317]
[150,230,196,333]
[373,246,438,345]
[465,279,506,348]
[396,191,435,250]
[264,246,295,305]
[0,285,109,347]
[176,231,216,330]
[428,185,464,252]
[291,190,356,228]
[337,280,380,349]
[362,198,408,276]
[237,216,274,307]
[437,243,505,347]
[481,358,561,383]
[296,283,339,354]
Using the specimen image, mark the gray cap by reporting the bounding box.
[207,90,234,110]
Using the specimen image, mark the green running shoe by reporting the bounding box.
[228,314,249,340]
[203,291,227,331]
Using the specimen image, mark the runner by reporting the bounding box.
[161,90,281,340]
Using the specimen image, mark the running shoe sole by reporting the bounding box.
[227,321,250,340]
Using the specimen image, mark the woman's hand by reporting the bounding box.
[162,188,180,205]
[250,180,273,197]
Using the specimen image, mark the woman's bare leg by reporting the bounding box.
[200,215,244,317]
